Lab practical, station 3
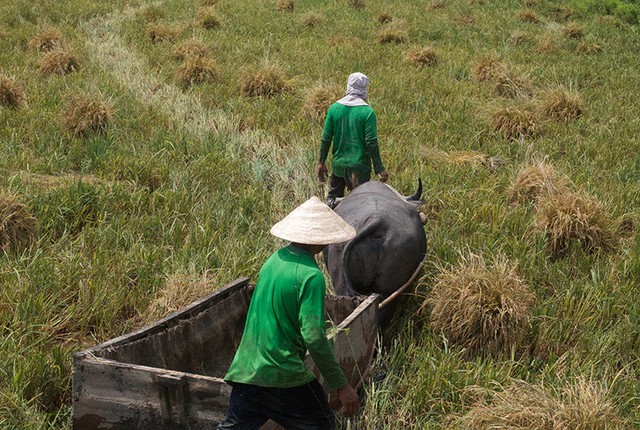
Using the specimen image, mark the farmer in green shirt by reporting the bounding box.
[317,72,389,208]
[218,196,360,429]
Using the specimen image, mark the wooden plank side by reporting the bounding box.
[306,294,380,389]
[73,358,230,430]
[82,278,250,356]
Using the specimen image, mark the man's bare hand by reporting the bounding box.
[317,162,328,183]
[379,170,389,182]
[330,384,359,417]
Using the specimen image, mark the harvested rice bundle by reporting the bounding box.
[137,5,165,22]
[301,83,342,119]
[30,27,63,52]
[197,7,222,29]
[62,93,114,136]
[144,272,219,323]
[492,69,532,98]
[348,0,365,11]
[539,88,584,121]
[0,75,26,108]
[173,38,208,61]
[0,192,37,252]
[576,41,603,54]
[518,9,541,23]
[175,56,218,88]
[562,22,585,39]
[509,31,529,45]
[536,191,619,256]
[507,160,570,204]
[449,379,628,430]
[276,0,294,12]
[40,48,80,76]
[300,12,323,27]
[488,105,540,140]
[471,55,505,82]
[146,24,178,44]
[241,66,290,98]
[377,21,408,44]
[427,253,535,357]
[406,46,439,67]
[427,0,446,10]
[534,33,560,54]
[377,12,393,24]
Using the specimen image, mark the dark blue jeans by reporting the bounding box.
[217,380,335,430]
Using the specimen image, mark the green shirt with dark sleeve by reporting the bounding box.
[320,102,385,183]
[224,245,348,392]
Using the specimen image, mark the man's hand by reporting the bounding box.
[317,161,328,183]
[330,384,360,417]
[379,170,389,182]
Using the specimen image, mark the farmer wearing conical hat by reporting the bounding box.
[317,72,389,208]
[218,197,360,429]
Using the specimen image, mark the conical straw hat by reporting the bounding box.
[270,196,356,245]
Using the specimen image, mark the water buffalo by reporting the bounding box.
[323,180,427,324]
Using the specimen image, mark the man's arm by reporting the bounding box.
[364,110,387,181]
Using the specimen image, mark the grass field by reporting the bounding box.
[1,0,639,428]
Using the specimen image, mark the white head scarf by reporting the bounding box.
[337,72,370,107]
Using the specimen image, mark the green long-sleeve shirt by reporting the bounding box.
[224,245,348,391]
[320,102,385,183]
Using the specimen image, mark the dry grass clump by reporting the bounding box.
[62,94,114,137]
[377,12,393,24]
[562,22,585,39]
[489,106,539,139]
[197,7,222,29]
[576,41,603,54]
[241,66,290,98]
[536,191,619,256]
[143,272,218,323]
[450,379,628,430]
[175,56,218,88]
[0,192,37,252]
[173,38,208,61]
[509,30,530,45]
[471,55,506,82]
[301,83,342,119]
[0,75,26,109]
[300,12,324,27]
[39,48,80,76]
[427,0,446,10]
[426,253,535,357]
[201,0,219,5]
[406,46,439,67]
[146,24,178,44]
[276,0,294,12]
[492,69,532,98]
[377,22,408,44]
[517,9,541,24]
[539,89,584,121]
[507,160,570,204]
[30,27,63,52]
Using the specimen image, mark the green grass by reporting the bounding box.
[1,0,639,428]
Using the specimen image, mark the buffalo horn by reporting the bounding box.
[405,178,423,201]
